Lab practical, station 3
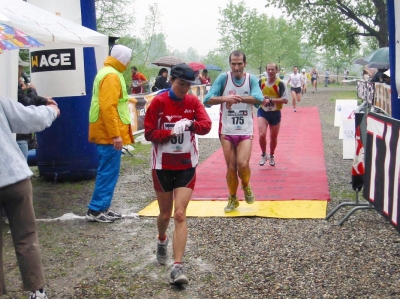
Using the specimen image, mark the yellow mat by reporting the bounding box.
[138,200,327,219]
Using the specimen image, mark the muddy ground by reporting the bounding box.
[2,86,400,299]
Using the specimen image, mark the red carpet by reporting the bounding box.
[192,106,330,201]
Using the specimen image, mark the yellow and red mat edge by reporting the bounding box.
[138,200,327,219]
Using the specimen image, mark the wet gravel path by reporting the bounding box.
[2,86,400,299]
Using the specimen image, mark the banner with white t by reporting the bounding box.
[27,0,107,97]
[30,47,85,97]
[363,112,400,233]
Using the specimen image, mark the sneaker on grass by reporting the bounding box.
[85,209,114,223]
[157,237,168,265]
[243,184,255,204]
[224,195,239,213]
[29,289,48,299]
[105,209,122,220]
[169,264,189,285]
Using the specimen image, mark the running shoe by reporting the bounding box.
[294,109,296,112]
[85,209,114,223]
[169,264,189,285]
[269,155,275,166]
[105,209,122,220]
[156,237,168,265]
[224,195,239,213]
[29,289,48,299]
[243,184,255,204]
[259,154,268,166]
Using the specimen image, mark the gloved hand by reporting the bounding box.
[173,118,192,135]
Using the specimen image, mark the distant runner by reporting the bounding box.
[257,62,288,167]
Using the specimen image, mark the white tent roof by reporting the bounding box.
[0,0,108,48]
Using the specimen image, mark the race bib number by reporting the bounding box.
[262,100,276,112]
[226,109,249,132]
[163,123,191,153]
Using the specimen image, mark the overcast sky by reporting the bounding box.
[132,0,283,56]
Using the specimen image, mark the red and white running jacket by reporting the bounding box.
[144,91,212,170]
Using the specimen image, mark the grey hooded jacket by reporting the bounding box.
[0,97,57,188]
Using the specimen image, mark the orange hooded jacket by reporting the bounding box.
[88,56,133,145]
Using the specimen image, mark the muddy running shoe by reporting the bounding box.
[269,155,275,166]
[259,154,268,166]
[85,209,114,223]
[243,184,255,204]
[157,237,169,265]
[224,195,239,213]
[169,264,189,285]
[105,209,122,220]
[29,289,48,299]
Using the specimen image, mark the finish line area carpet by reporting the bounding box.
[138,106,330,219]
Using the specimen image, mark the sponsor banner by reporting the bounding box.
[356,80,364,99]
[334,99,357,127]
[339,104,357,139]
[363,112,400,233]
[31,49,76,73]
[374,83,392,116]
[356,80,375,105]
[128,93,155,134]
[356,80,392,116]
[30,46,85,97]
[27,0,87,97]
[365,81,376,105]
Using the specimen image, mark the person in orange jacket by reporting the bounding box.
[131,66,148,94]
[86,45,134,223]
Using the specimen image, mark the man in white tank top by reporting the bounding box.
[287,66,304,112]
[203,50,264,213]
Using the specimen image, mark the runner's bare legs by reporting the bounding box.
[156,188,192,263]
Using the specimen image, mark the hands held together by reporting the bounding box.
[224,94,242,110]
[173,118,193,135]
